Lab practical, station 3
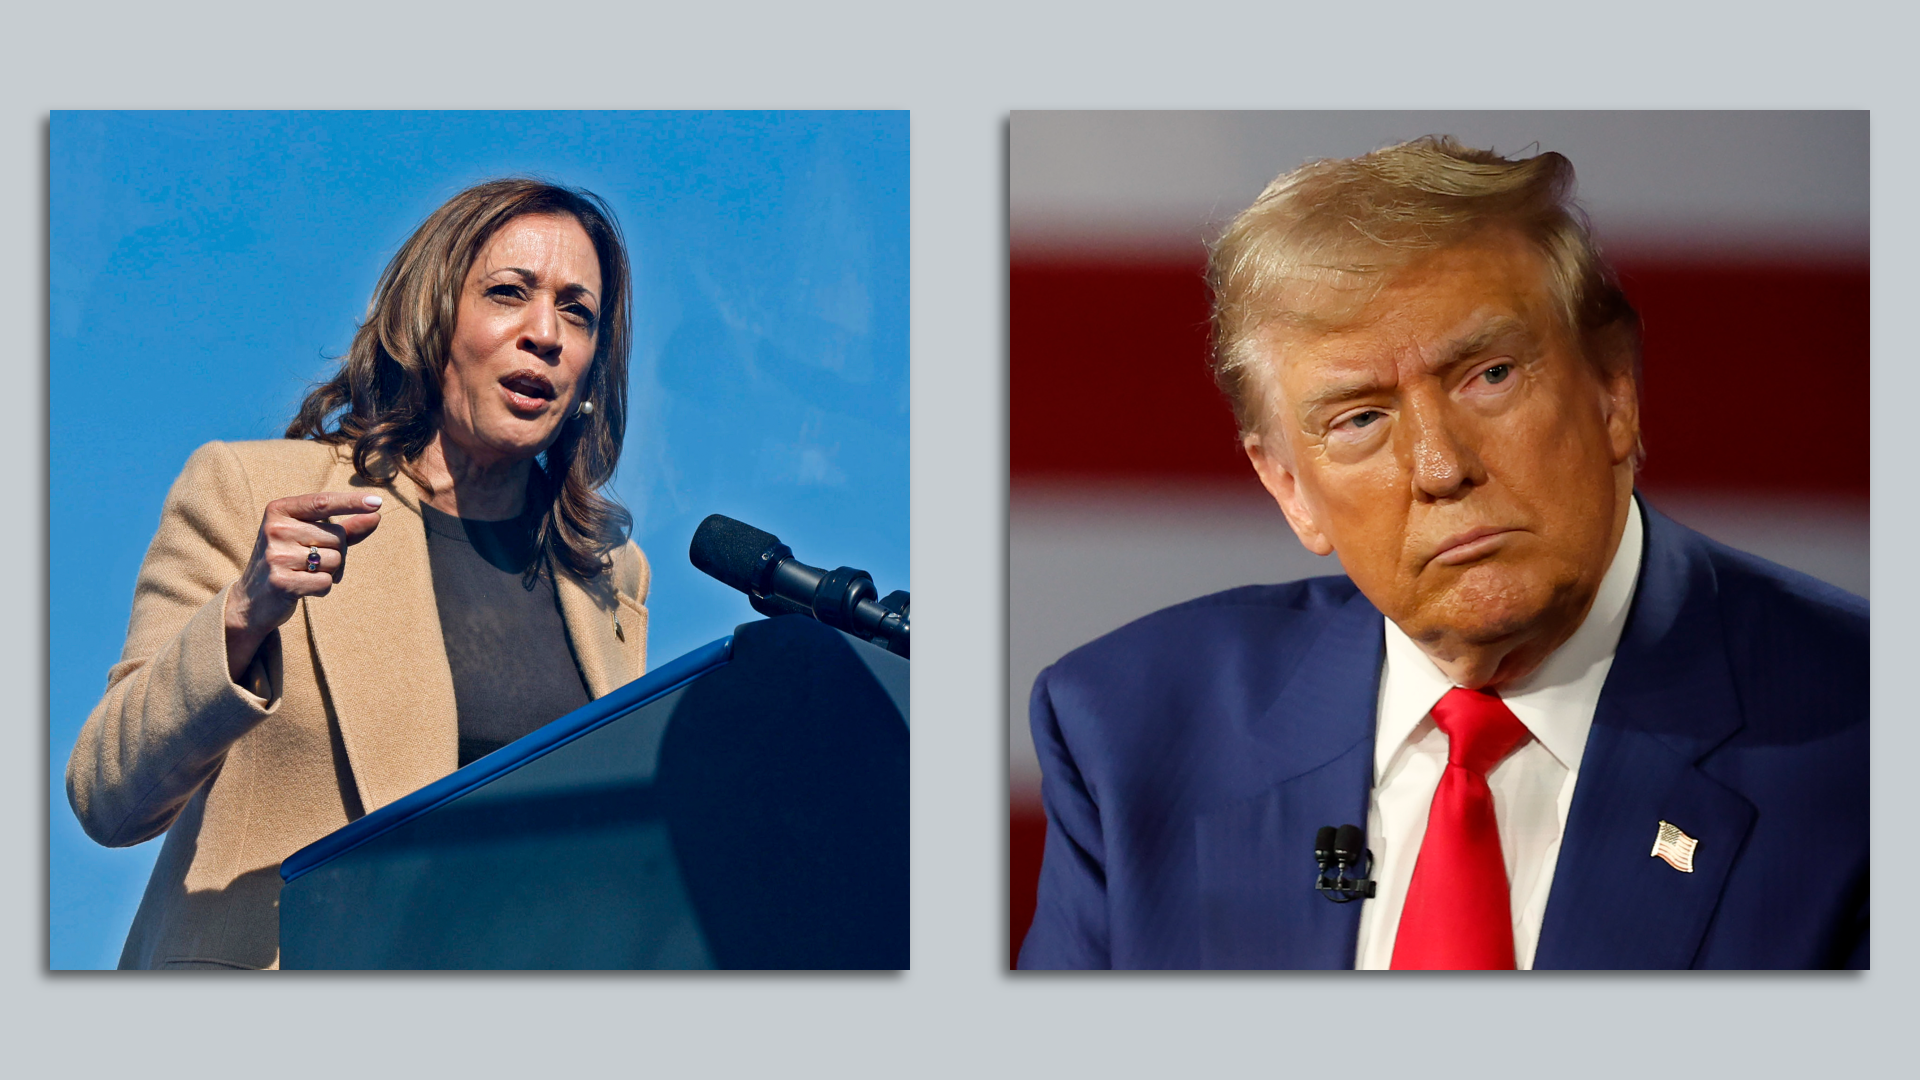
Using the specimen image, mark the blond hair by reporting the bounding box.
[1207,136,1641,437]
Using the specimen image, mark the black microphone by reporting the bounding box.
[689,514,910,658]
[1313,826,1338,870]
[1333,825,1366,869]
[1313,823,1376,903]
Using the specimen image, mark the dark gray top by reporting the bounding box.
[421,502,590,767]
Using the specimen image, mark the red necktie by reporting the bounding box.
[1390,686,1532,970]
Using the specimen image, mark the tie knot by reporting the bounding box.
[1430,687,1531,776]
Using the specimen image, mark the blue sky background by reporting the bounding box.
[48,111,909,969]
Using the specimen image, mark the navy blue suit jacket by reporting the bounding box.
[1019,500,1869,969]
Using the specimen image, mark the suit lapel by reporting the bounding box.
[554,566,644,698]
[1195,588,1382,969]
[302,457,458,814]
[1534,499,1756,969]
[303,455,647,812]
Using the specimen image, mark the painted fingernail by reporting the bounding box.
[364,495,383,508]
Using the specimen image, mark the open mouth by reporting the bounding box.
[499,370,557,413]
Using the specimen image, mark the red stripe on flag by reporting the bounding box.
[1010,256,1869,496]
[1010,803,1046,969]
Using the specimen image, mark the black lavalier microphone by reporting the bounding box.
[689,514,910,658]
[1314,823,1377,903]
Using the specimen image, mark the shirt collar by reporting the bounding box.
[1374,496,1644,780]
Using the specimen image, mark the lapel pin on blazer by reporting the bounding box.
[1651,820,1699,873]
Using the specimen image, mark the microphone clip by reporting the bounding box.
[1313,824,1377,904]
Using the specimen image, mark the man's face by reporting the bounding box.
[1245,229,1640,685]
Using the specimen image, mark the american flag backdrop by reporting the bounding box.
[1006,112,1869,968]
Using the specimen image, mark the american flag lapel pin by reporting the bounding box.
[1651,820,1698,873]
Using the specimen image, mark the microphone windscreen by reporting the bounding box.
[1314,826,1337,854]
[690,514,781,593]
[1334,824,1365,860]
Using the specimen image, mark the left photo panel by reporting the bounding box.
[49,111,910,970]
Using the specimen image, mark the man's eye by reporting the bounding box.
[1348,410,1384,430]
[1482,363,1511,385]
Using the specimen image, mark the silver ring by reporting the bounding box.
[307,546,322,573]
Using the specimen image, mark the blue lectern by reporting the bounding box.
[277,615,908,969]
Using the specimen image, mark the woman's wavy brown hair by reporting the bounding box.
[287,178,634,582]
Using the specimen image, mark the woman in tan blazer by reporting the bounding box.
[67,179,650,969]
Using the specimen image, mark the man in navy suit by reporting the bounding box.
[1019,137,1868,970]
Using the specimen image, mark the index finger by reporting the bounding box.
[277,491,385,523]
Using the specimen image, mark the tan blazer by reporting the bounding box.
[66,439,650,969]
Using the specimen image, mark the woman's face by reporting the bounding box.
[439,212,604,468]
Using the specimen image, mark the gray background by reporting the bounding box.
[1012,110,1871,252]
[9,2,1913,1077]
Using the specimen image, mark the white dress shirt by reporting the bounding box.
[1353,499,1643,970]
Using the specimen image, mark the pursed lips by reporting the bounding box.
[1424,525,1521,567]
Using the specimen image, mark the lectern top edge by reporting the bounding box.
[278,634,736,884]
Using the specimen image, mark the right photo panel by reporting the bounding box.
[1008,111,1868,970]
